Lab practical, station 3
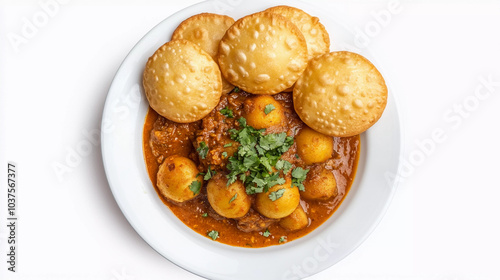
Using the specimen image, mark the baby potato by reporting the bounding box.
[302,167,338,201]
[244,95,285,129]
[279,204,309,231]
[207,174,251,219]
[296,126,334,165]
[157,155,202,203]
[255,177,300,219]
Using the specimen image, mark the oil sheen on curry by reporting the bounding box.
[143,89,360,248]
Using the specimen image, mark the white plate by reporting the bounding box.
[101,1,402,279]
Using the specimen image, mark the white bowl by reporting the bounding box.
[101,1,402,279]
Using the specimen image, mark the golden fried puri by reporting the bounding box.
[218,12,308,94]
[143,39,222,123]
[293,51,387,137]
[172,13,236,94]
[264,5,330,60]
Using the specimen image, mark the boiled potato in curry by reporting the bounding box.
[141,5,389,247]
[302,167,338,201]
[296,126,334,165]
[243,95,285,129]
[157,155,203,203]
[207,174,251,219]
[279,204,309,231]
[255,177,300,219]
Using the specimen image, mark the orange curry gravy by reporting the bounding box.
[143,90,360,248]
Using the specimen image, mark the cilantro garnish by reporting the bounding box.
[203,166,216,181]
[268,188,285,201]
[207,230,219,240]
[275,160,285,170]
[229,193,238,203]
[260,133,293,153]
[223,143,233,148]
[275,159,293,175]
[264,104,275,115]
[233,87,241,93]
[291,167,309,191]
[263,229,271,237]
[201,213,208,217]
[197,141,209,159]
[279,236,287,243]
[220,107,234,118]
[226,117,294,194]
[222,152,228,158]
[295,154,300,159]
[189,181,201,195]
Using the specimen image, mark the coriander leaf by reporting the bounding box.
[263,229,271,237]
[275,160,285,170]
[291,167,309,179]
[268,188,285,201]
[222,152,228,158]
[220,107,234,118]
[264,104,276,115]
[252,177,266,187]
[279,136,295,154]
[225,117,292,195]
[237,129,252,146]
[227,175,237,186]
[201,213,208,217]
[279,236,287,243]
[291,167,309,191]
[273,177,286,187]
[233,87,241,93]
[255,145,265,156]
[259,133,293,154]
[243,154,259,169]
[237,117,247,128]
[229,128,239,138]
[229,193,238,203]
[197,142,209,159]
[204,166,216,181]
[260,133,287,151]
[239,173,247,183]
[207,230,219,241]
[189,181,201,195]
[260,156,273,172]
[223,143,232,147]
[275,160,292,174]
[283,161,293,174]
[295,154,300,159]
[264,172,286,192]
[246,185,263,195]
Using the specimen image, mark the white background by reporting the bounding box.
[1,0,500,279]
